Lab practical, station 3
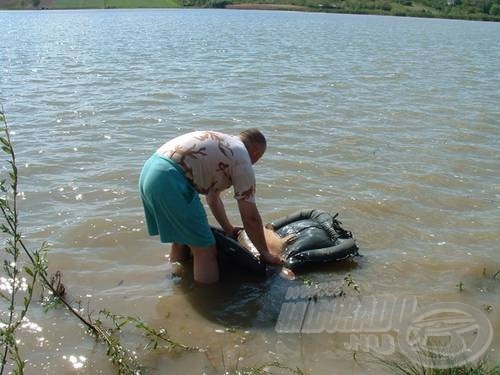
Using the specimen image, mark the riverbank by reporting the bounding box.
[225,3,308,11]
[226,2,500,21]
[1,0,499,22]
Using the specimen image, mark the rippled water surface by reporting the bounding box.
[1,9,499,374]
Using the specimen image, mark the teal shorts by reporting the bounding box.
[139,153,215,247]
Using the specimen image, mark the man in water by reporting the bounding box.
[139,129,282,284]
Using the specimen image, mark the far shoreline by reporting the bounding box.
[0,1,499,22]
[224,3,499,21]
[224,3,309,11]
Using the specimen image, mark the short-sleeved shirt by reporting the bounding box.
[156,131,256,203]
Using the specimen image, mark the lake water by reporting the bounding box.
[0,8,499,374]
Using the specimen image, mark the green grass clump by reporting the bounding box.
[0,0,181,8]
[52,0,105,8]
[377,352,499,375]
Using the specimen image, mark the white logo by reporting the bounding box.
[275,288,493,369]
[397,302,493,369]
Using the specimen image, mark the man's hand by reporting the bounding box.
[229,226,244,239]
[260,250,283,265]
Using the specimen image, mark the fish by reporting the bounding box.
[236,228,297,279]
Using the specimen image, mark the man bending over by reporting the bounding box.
[139,129,282,284]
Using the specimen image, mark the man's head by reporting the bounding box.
[239,128,267,164]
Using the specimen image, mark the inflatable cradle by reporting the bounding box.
[213,209,359,275]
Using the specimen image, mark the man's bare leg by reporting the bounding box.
[170,243,190,262]
[190,244,219,284]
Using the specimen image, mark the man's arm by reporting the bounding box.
[206,192,235,236]
[237,199,282,265]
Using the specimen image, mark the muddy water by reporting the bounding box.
[0,9,499,374]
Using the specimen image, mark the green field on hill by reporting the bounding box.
[0,0,180,8]
[0,0,498,21]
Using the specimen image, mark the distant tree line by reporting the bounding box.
[182,0,500,20]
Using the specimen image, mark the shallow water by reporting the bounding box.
[0,9,499,374]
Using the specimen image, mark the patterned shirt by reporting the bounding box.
[156,131,256,203]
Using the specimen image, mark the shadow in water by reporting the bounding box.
[171,259,360,329]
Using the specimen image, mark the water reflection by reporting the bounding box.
[173,259,359,328]
[63,354,87,370]
[0,275,29,293]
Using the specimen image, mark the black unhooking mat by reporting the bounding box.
[213,209,359,274]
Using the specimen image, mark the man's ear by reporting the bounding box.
[250,147,259,162]
[249,144,265,164]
